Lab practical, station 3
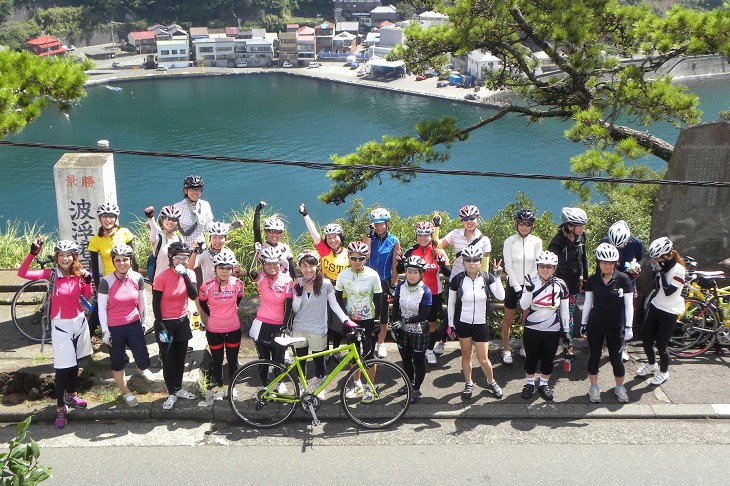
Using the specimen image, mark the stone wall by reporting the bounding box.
[655,55,730,79]
[651,121,730,271]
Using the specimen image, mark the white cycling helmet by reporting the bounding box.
[370,208,391,224]
[561,207,587,225]
[595,243,620,262]
[648,237,673,259]
[403,255,426,272]
[263,217,285,232]
[347,241,369,255]
[209,222,230,236]
[459,204,480,219]
[321,223,343,236]
[536,250,559,266]
[54,240,80,254]
[608,220,631,249]
[159,205,182,220]
[213,248,237,266]
[414,221,435,235]
[296,250,320,266]
[461,245,484,260]
[110,244,134,257]
[259,246,283,264]
[97,202,120,216]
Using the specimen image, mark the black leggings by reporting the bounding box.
[643,305,676,373]
[295,346,326,379]
[206,329,241,387]
[523,327,561,376]
[158,339,189,394]
[398,346,426,390]
[55,366,79,408]
[586,324,624,377]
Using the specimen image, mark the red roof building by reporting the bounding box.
[24,35,67,57]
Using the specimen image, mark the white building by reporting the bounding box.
[378,25,403,47]
[233,38,274,67]
[467,50,502,82]
[156,38,190,68]
[418,11,449,26]
[193,37,236,67]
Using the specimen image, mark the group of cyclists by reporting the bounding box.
[17,173,688,428]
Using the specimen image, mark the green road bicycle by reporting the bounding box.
[229,327,412,429]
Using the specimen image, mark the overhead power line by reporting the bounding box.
[2,140,729,188]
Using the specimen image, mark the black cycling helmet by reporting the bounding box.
[167,241,192,266]
[183,175,204,189]
[515,208,536,222]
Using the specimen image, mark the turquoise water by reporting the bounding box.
[1,73,728,234]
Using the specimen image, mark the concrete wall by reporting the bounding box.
[654,55,730,79]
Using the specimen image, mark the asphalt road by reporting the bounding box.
[2,419,728,484]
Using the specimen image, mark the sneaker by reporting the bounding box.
[411,389,422,404]
[502,350,513,365]
[124,393,140,408]
[361,386,374,403]
[650,371,669,385]
[63,392,87,409]
[588,384,601,403]
[537,384,554,401]
[345,385,364,399]
[518,348,527,359]
[175,388,196,399]
[521,383,535,399]
[615,385,629,403]
[137,368,156,383]
[433,341,445,355]
[462,382,474,399]
[376,343,387,359]
[398,384,411,395]
[636,363,658,377]
[213,386,226,400]
[162,394,177,410]
[621,346,630,363]
[425,349,437,366]
[55,405,68,429]
[488,380,503,399]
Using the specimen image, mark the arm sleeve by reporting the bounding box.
[326,288,348,322]
[391,241,401,284]
[660,269,682,295]
[335,290,345,311]
[253,207,262,244]
[183,273,198,300]
[149,219,160,244]
[90,251,101,288]
[303,215,322,245]
[152,290,162,321]
[624,293,634,329]
[292,281,303,313]
[581,291,594,326]
[137,276,146,325]
[282,297,293,329]
[447,289,457,327]
[97,280,110,334]
[582,247,589,281]
[490,275,505,301]
[519,289,533,310]
[559,299,570,333]
[199,299,211,316]
[480,256,489,272]
[503,238,519,287]
[287,257,296,280]
[17,253,46,280]
[390,285,401,321]
[373,292,382,322]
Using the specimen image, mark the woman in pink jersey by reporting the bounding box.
[152,241,198,410]
[199,251,244,400]
[18,239,93,429]
[97,245,155,408]
[248,245,294,390]
[397,221,451,367]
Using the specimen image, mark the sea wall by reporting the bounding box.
[654,55,730,80]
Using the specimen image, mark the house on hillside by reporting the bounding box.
[418,10,448,26]
[315,21,335,53]
[156,38,190,68]
[278,24,299,65]
[334,0,382,23]
[297,26,317,64]
[192,37,235,67]
[466,50,502,82]
[24,35,67,57]
[128,31,157,54]
[234,37,274,67]
[371,5,398,24]
[333,31,357,53]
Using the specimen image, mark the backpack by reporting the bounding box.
[145,238,163,284]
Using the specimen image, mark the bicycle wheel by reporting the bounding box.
[341,359,411,430]
[669,298,718,358]
[11,279,51,343]
[229,360,298,428]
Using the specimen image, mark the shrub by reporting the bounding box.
[0,417,52,484]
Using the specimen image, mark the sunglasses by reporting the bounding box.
[537,264,555,269]
[172,255,190,261]
[463,258,481,263]
[518,221,534,227]
[349,256,366,262]
[163,217,179,222]
[266,230,284,235]
[216,265,233,270]
[461,216,477,222]
[113,257,131,263]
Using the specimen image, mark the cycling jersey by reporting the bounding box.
[503,233,542,290]
[335,266,382,321]
[599,236,644,282]
[292,278,348,335]
[199,276,244,333]
[651,259,685,315]
[149,222,181,282]
[316,240,349,281]
[447,271,504,325]
[367,232,399,280]
[442,228,491,279]
[582,270,634,329]
[254,272,293,325]
[548,229,588,294]
[392,281,432,324]
[88,227,134,276]
[173,198,214,244]
[399,245,449,295]
[153,267,197,319]
[97,270,145,327]
[520,275,570,332]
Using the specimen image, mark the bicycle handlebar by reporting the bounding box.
[34,256,54,268]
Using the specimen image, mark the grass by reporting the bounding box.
[31,355,52,365]
[0,220,56,268]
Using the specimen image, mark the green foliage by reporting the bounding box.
[0,50,88,140]
[35,6,89,38]
[720,110,730,120]
[0,417,53,485]
[0,221,55,269]
[0,20,42,51]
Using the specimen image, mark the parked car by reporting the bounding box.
[282,61,294,68]
[236,61,248,68]
[68,45,76,51]
[350,61,359,70]
[436,81,448,88]
[111,61,121,68]
[156,65,168,71]
[464,93,478,101]
[415,75,427,81]
[308,61,320,68]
